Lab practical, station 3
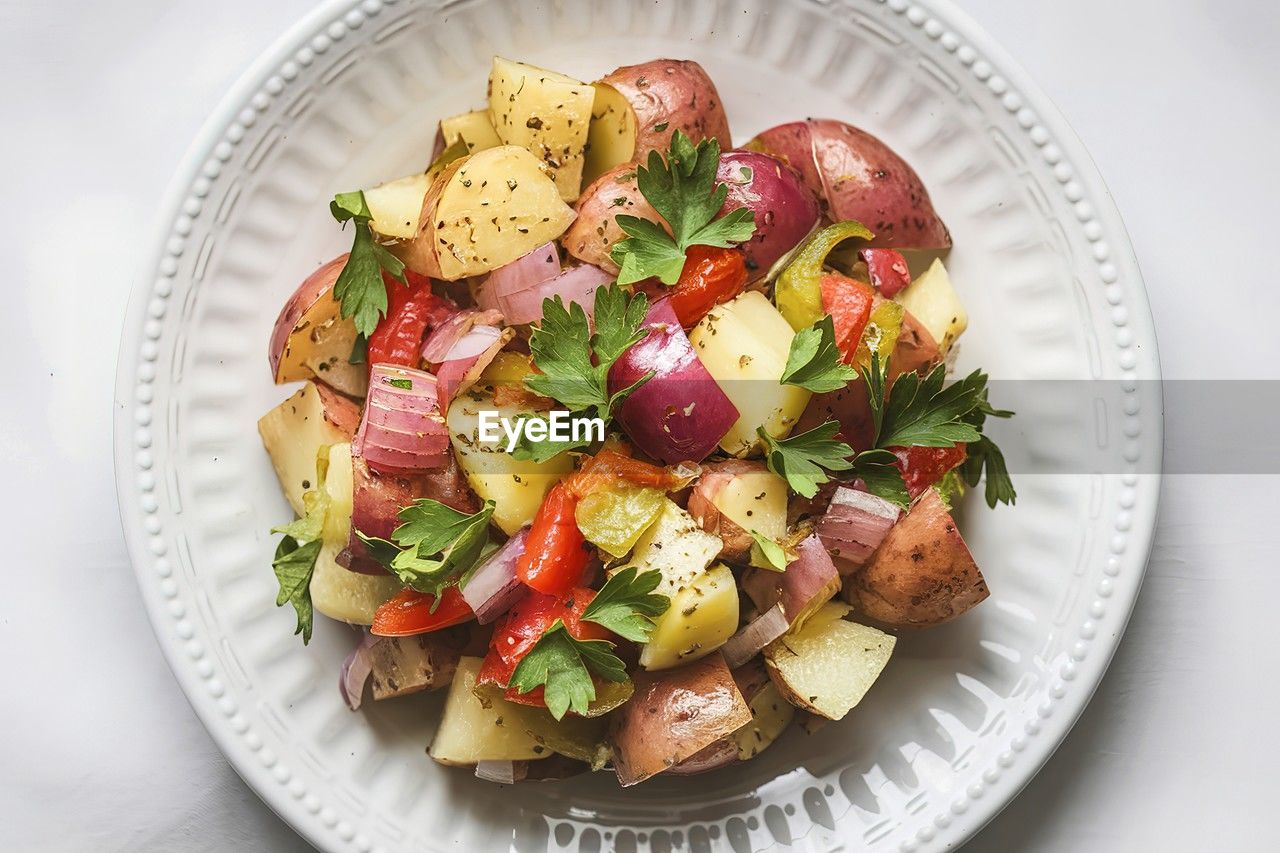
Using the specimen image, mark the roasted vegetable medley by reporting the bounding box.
[259,56,1014,786]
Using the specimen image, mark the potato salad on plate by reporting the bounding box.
[258,55,1015,787]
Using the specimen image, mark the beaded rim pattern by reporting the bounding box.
[114,0,1162,850]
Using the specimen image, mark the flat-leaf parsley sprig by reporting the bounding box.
[356,498,495,601]
[523,282,652,422]
[329,190,407,339]
[863,353,1015,507]
[610,131,756,285]
[760,353,1016,509]
[506,568,670,720]
[268,447,335,644]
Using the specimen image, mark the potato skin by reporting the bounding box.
[843,489,988,627]
[562,164,659,273]
[608,653,751,786]
[717,151,821,280]
[368,628,467,700]
[269,254,345,381]
[888,304,942,380]
[396,159,464,278]
[312,382,362,437]
[339,453,478,574]
[686,459,768,561]
[269,255,368,396]
[667,658,784,775]
[748,119,950,249]
[601,59,732,158]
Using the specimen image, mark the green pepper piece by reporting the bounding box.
[775,220,875,331]
[574,486,665,559]
[855,299,904,369]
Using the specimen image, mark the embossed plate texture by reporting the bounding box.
[114,0,1162,850]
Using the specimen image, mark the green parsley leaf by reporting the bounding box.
[329,190,407,338]
[614,217,687,284]
[387,377,413,390]
[525,283,652,422]
[356,499,495,598]
[353,532,401,567]
[507,620,628,720]
[348,333,368,365]
[268,446,333,644]
[758,421,855,498]
[848,448,911,509]
[592,279,652,365]
[860,353,1016,507]
[330,190,372,222]
[581,567,670,642]
[393,499,491,554]
[864,355,982,448]
[271,536,320,644]
[782,316,861,392]
[959,435,1016,508]
[748,531,790,572]
[609,131,757,285]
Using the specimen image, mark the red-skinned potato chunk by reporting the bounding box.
[339,452,478,575]
[583,59,732,184]
[368,629,467,700]
[258,381,361,516]
[716,151,821,280]
[395,146,576,281]
[268,255,368,397]
[747,119,950,249]
[666,657,795,775]
[562,164,659,274]
[687,459,785,561]
[843,489,988,627]
[608,653,751,786]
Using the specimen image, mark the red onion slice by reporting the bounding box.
[460,528,529,624]
[741,534,840,627]
[607,298,739,464]
[499,264,611,326]
[434,325,513,404]
[339,630,378,711]
[817,486,900,573]
[721,604,790,670]
[477,242,561,313]
[354,365,450,473]
[421,308,505,363]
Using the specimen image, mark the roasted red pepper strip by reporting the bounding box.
[820,273,875,364]
[668,245,748,328]
[892,444,967,498]
[860,248,911,298]
[565,449,686,497]
[515,483,591,595]
[366,269,453,370]
[515,449,686,597]
[476,587,609,707]
[371,585,473,637]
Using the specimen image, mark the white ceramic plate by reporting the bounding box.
[114,0,1161,850]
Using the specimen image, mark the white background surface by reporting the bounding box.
[1,0,1276,850]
